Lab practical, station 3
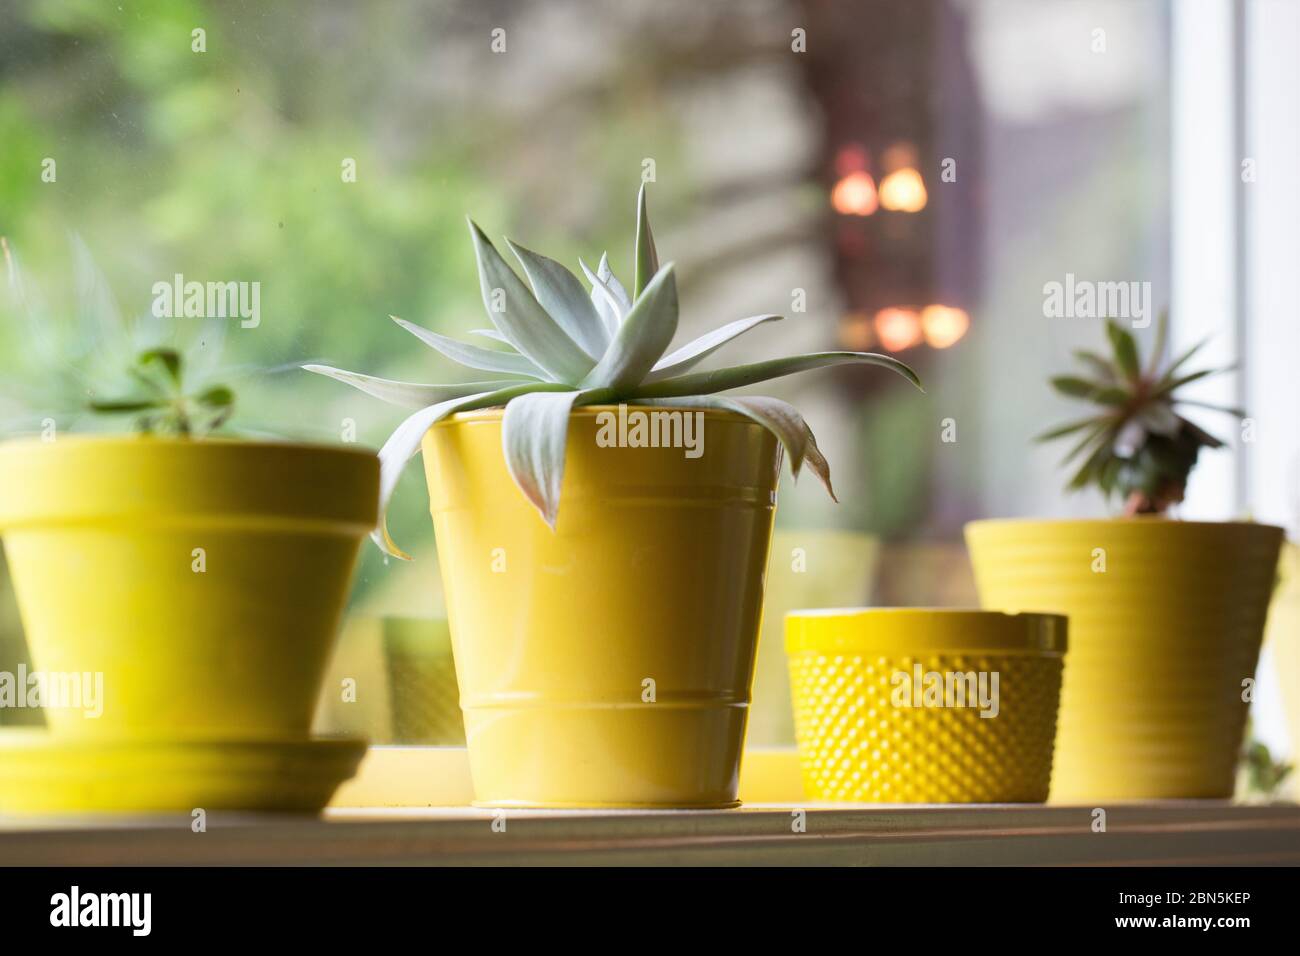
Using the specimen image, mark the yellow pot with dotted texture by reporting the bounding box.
[785,608,1066,803]
[0,436,378,743]
[966,518,1283,802]
[382,616,465,745]
[422,407,780,808]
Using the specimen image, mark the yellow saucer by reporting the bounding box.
[0,732,367,813]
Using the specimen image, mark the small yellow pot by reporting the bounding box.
[422,406,780,807]
[382,616,465,745]
[0,436,378,742]
[786,609,1066,802]
[966,518,1283,801]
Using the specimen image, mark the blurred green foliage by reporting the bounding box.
[0,0,689,601]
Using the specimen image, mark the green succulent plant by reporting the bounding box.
[306,184,921,558]
[90,347,234,437]
[3,234,235,438]
[1039,314,1240,515]
[1240,736,1293,801]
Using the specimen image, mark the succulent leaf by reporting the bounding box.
[392,315,548,380]
[500,389,594,530]
[633,183,659,299]
[1157,335,1211,386]
[581,256,627,333]
[1175,398,1246,417]
[1072,350,1117,383]
[1033,416,1101,443]
[467,220,596,383]
[506,239,610,357]
[468,328,513,345]
[1105,320,1141,382]
[303,364,524,410]
[598,254,631,311]
[1049,375,1103,398]
[635,351,921,399]
[1060,421,1109,465]
[1145,310,1169,377]
[88,398,163,413]
[580,264,679,390]
[647,313,782,381]
[646,394,835,499]
[372,382,574,558]
[139,347,183,386]
[1151,365,1230,399]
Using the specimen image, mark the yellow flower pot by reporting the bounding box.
[0,731,367,813]
[421,406,780,807]
[966,518,1284,802]
[786,609,1066,802]
[382,616,465,745]
[0,436,379,743]
[0,544,40,729]
[1266,540,1300,789]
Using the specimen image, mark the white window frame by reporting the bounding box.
[1174,0,1300,757]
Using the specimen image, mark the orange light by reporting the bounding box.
[878,167,927,212]
[921,304,970,348]
[834,143,869,176]
[831,171,878,216]
[838,311,874,350]
[873,307,923,351]
[881,142,918,172]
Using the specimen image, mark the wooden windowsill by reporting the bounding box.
[3,802,1298,866]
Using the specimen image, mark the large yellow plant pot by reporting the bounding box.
[786,609,1066,802]
[422,406,780,808]
[0,436,378,743]
[1266,541,1300,787]
[966,518,1283,802]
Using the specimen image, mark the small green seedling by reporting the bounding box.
[91,348,234,437]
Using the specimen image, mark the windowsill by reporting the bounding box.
[2,746,1297,865]
[2,801,1298,865]
[328,745,807,808]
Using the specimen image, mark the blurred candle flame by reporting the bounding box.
[873,307,923,351]
[878,167,927,212]
[921,304,970,348]
[831,171,878,216]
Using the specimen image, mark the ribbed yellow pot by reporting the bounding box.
[1266,541,1300,789]
[966,518,1283,802]
[0,436,378,743]
[786,609,1066,802]
[422,406,780,808]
